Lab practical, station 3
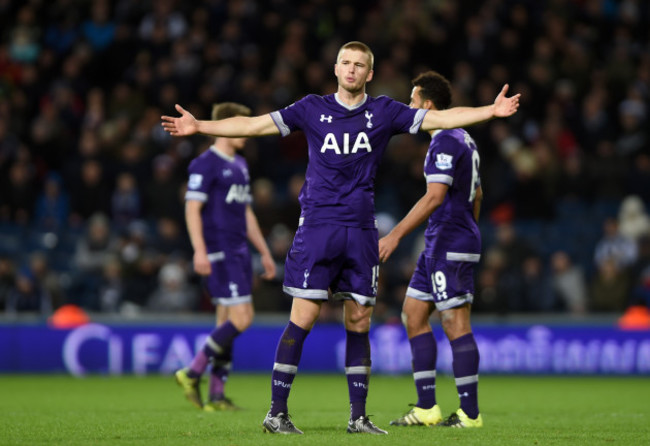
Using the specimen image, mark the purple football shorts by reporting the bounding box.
[204,243,252,307]
[406,252,476,311]
[283,224,379,306]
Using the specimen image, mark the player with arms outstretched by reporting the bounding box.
[162,41,519,434]
[174,102,276,411]
[380,71,484,428]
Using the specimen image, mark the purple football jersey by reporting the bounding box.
[271,94,427,228]
[423,128,481,261]
[185,146,251,250]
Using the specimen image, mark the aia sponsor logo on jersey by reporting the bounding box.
[320,132,372,154]
[225,184,250,203]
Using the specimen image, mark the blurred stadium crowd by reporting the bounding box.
[1,0,650,320]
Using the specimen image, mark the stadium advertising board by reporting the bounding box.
[0,322,649,375]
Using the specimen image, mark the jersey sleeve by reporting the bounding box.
[382,96,427,135]
[269,95,311,136]
[185,158,213,202]
[424,134,463,186]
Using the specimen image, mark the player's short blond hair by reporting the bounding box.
[337,41,374,70]
[211,102,252,121]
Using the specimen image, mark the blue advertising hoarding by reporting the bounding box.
[1,322,649,375]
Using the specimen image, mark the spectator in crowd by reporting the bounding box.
[98,255,124,313]
[589,256,631,313]
[111,172,141,229]
[493,222,537,269]
[73,213,117,273]
[615,93,647,157]
[44,9,79,56]
[143,154,183,221]
[138,0,187,42]
[81,0,115,52]
[0,160,36,224]
[69,159,112,225]
[147,261,198,312]
[550,250,588,314]
[618,195,650,244]
[33,171,69,231]
[8,5,41,64]
[115,140,150,185]
[121,249,159,315]
[153,217,190,262]
[475,248,508,313]
[28,252,64,311]
[5,265,52,316]
[626,153,650,205]
[589,141,627,201]
[593,217,637,270]
[69,212,118,309]
[556,152,592,202]
[517,254,556,312]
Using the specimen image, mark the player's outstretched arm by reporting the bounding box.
[421,84,520,131]
[379,182,448,263]
[161,104,280,137]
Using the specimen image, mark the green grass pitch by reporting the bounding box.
[1,374,649,445]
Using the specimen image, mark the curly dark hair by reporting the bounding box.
[411,71,452,110]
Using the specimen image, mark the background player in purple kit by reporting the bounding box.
[162,41,519,434]
[379,71,484,428]
[174,102,276,411]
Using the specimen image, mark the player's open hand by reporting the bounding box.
[493,84,521,118]
[161,104,199,136]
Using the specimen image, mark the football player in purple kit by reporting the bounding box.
[162,41,519,434]
[379,71,485,428]
[174,102,276,411]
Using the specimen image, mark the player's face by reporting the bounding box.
[232,136,247,150]
[410,86,425,108]
[334,49,373,94]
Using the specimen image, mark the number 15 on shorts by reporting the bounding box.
[371,265,379,295]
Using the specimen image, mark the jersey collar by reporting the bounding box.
[334,92,368,111]
[210,145,235,162]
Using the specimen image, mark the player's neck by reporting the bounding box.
[214,139,236,158]
[426,107,438,136]
[336,87,366,107]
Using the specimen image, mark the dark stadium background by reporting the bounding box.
[1,0,649,338]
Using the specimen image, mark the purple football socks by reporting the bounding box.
[450,333,480,419]
[410,331,438,409]
[269,321,309,416]
[345,330,371,420]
